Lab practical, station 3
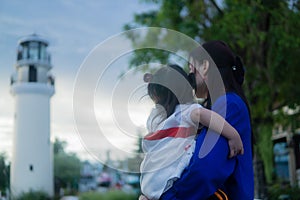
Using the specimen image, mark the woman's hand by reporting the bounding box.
[228,131,244,158]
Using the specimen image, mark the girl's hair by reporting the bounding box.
[147,64,194,117]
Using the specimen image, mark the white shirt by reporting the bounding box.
[140,103,202,200]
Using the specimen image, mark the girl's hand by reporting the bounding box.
[228,131,244,158]
[139,195,149,200]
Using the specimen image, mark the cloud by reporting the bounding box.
[0,117,13,159]
[0,0,157,162]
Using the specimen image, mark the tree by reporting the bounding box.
[53,138,67,155]
[0,153,9,195]
[53,138,81,194]
[124,0,300,195]
[202,0,300,186]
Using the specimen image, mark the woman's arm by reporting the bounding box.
[161,95,253,199]
[191,107,244,157]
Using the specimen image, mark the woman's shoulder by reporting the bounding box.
[225,92,250,119]
[226,92,247,109]
[214,92,245,106]
[212,92,248,116]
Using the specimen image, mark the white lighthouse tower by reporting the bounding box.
[10,34,54,197]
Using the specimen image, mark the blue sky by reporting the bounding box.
[0,0,157,162]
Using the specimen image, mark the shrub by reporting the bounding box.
[268,184,300,200]
[15,190,51,200]
[79,190,138,200]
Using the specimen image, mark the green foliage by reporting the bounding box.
[79,190,138,200]
[54,138,81,191]
[256,124,273,182]
[0,152,9,194]
[124,0,300,185]
[203,1,300,184]
[268,184,300,200]
[15,190,51,200]
[53,138,67,155]
[54,153,81,188]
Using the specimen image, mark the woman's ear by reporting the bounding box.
[202,59,209,76]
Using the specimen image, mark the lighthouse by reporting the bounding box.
[10,34,54,197]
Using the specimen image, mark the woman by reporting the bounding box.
[140,64,243,200]
[159,41,254,199]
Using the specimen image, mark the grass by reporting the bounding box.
[79,190,139,200]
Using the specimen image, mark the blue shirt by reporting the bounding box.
[161,92,254,200]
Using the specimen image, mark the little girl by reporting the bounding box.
[140,64,243,200]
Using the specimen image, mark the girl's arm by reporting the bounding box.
[191,107,244,158]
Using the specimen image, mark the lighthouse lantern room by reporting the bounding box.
[10,34,54,197]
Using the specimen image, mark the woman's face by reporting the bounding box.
[189,58,208,98]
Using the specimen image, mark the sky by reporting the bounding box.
[0,0,158,164]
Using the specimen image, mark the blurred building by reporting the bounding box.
[79,161,102,192]
[272,125,300,186]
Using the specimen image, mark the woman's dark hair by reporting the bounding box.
[190,40,254,149]
[190,40,248,109]
[148,64,194,117]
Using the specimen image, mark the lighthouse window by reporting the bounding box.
[17,45,23,60]
[22,42,29,59]
[40,44,47,61]
[29,164,34,172]
[29,65,37,82]
[29,42,39,60]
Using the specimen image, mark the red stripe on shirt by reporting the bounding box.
[145,127,196,140]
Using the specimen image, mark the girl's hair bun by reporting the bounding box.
[143,73,153,83]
